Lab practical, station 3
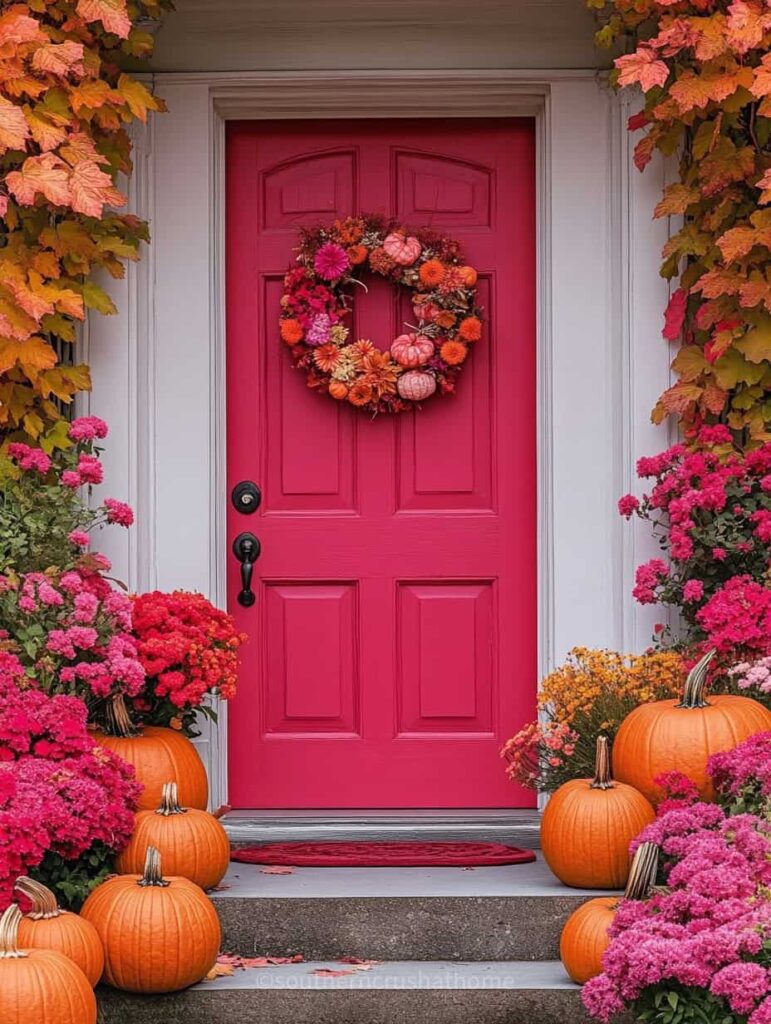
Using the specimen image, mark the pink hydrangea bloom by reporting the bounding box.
[682,579,704,603]
[6,443,51,474]
[76,454,103,485]
[68,530,90,548]
[618,494,640,518]
[68,416,108,442]
[103,498,134,527]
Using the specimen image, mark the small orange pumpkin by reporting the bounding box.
[613,650,771,804]
[390,332,434,368]
[541,735,656,889]
[560,842,658,984]
[328,379,348,400]
[93,695,208,811]
[383,231,421,266]
[81,847,221,993]
[0,904,97,1023]
[15,877,104,987]
[117,782,231,890]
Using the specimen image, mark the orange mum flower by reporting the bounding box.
[313,343,341,372]
[351,338,376,366]
[458,316,482,342]
[347,244,368,265]
[369,247,395,274]
[334,217,365,244]
[361,350,399,398]
[419,259,446,288]
[348,380,373,406]
[280,318,304,346]
[440,340,468,366]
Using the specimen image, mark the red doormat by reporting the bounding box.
[231,841,536,867]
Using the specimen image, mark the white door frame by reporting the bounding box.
[86,70,673,808]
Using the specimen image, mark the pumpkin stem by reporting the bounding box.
[624,842,659,901]
[157,782,187,817]
[104,693,141,738]
[138,846,171,888]
[0,905,27,959]
[676,650,717,710]
[14,877,61,920]
[590,735,614,790]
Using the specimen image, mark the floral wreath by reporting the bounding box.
[279,214,483,414]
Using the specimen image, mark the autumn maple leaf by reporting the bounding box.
[663,288,688,341]
[69,160,127,218]
[0,94,30,154]
[0,9,45,48]
[758,168,771,205]
[76,0,131,39]
[31,41,86,78]
[615,46,669,91]
[750,53,771,97]
[726,0,771,55]
[6,154,71,208]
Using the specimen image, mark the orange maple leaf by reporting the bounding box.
[76,0,131,40]
[695,267,744,298]
[7,154,71,208]
[758,167,771,206]
[739,270,771,310]
[31,41,86,78]
[0,94,30,154]
[25,111,68,153]
[654,183,701,218]
[615,47,669,91]
[69,160,127,217]
[726,0,771,54]
[670,67,753,113]
[750,53,771,97]
[0,9,45,49]
[716,223,771,263]
[0,336,58,379]
[690,14,728,61]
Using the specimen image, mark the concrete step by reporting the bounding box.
[211,857,609,961]
[98,959,588,1024]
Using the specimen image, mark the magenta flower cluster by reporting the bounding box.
[619,425,771,663]
[708,732,771,816]
[583,801,771,1024]
[0,652,139,910]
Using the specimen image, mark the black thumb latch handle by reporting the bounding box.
[232,532,260,607]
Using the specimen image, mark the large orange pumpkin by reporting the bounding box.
[613,650,771,805]
[81,846,220,993]
[541,735,656,889]
[15,876,104,987]
[0,904,97,1023]
[93,695,208,810]
[117,781,231,890]
[560,842,659,984]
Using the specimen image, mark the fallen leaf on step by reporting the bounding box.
[212,953,304,972]
[338,957,382,967]
[311,968,359,978]
[204,962,235,981]
[210,883,231,892]
[260,865,295,875]
[212,804,231,819]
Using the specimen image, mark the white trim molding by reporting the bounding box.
[89,69,672,807]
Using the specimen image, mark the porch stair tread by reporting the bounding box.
[211,856,611,962]
[98,959,589,1024]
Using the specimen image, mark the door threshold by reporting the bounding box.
[222,809,541,848]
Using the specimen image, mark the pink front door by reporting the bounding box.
[226,119,536,809]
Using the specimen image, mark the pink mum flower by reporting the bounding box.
[76,455,103,485]
[103,498,134,527]
[68,416,108,442]
[61,471,81,488]
[68,530,90,548]
[682,579,704,603]
[618,494,640,518]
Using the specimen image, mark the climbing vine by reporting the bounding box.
[590,0,771,442]
[0,0,170,446]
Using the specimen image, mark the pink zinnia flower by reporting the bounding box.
[61,471,81,488]
[68,530,90,548]
[76,455,103,485]
[618,494,640,518]
[103,498,134,527]
[313,242,350,280]
[683,579,704,603]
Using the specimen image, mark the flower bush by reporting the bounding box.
[129,590,245,735]
[708,732,771,817]
[0,416,133,573]
[501,647,684,791]
[583,800,771,1024]
[620,425,771,664]
[0,651,139,909]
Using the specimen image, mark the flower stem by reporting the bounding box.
[676,649,716,710]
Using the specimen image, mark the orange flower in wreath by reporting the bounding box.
[434,310,457,330]
[348,380,373,406]
[361,349,399,398]
[334,217,365,244]
[347,244,368,265]
[458,316,482,342]
[280,318,304,345]
[313,343,341,372]
[351,339,376,366]
[419,259,446,288]
[440,340,468,366]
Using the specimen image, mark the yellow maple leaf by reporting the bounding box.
[117,73,166,123]
[0,336,57,379]
[25,110,68,152]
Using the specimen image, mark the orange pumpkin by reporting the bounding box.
[560,842,658,984]
[0,904,96,1023]
[93,695,208,811]
[15,877,104,987]
[328,379,348,400]
[117,781,231,890]
[613,650,771,804]
[541,735,656,889]
[81,847,220,993]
